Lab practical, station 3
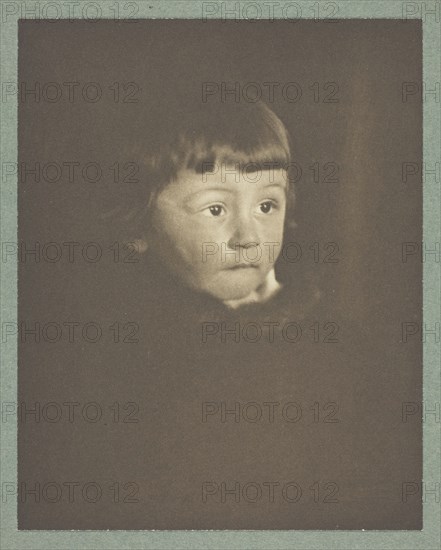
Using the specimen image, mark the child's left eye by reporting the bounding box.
[258,201,276,214]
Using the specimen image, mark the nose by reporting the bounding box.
[227,211,260,250]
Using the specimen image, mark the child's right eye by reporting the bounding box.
[203,205,225,217]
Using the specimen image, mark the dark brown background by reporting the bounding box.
[18,20,422,529]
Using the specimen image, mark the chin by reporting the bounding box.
[182,268,268,302]
[204,278,263,302]
[209,289,254,302]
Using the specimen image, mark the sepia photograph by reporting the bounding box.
[1,5,437,546]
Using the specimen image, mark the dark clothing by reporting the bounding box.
[19,254,422,529]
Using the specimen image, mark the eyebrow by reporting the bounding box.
[200,180,286,191]
[183,179,287,203]
[192,187,235,194]
[186,181,286,197]
[183,188,234,206]
[262,181,287,189]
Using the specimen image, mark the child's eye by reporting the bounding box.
[258,200,277,214]
[203,204,226,217]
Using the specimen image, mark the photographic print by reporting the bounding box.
[1,4,439,548]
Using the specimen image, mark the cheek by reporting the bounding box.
[259,216,286,264]
[263,214,286,241]
[154,212,222,269]
[172,218,226,253]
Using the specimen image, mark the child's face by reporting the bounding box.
[149,166,287,301]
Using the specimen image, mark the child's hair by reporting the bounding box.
[106,99,296,238]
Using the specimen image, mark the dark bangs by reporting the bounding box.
[140,100,291,189]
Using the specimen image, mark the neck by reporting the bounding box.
[223,268,282,310]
